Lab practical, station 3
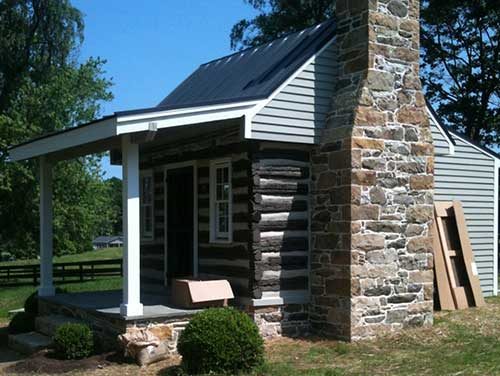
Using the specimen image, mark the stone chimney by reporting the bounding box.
[310,0,434,340]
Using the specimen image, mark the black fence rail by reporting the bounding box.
[0,258,123,286]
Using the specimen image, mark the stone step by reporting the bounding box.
[8,332,52,355]
[35,314,84,337]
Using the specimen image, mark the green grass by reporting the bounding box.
[0,247,123,266]
[0,277,122,319]
[246,297,500,376]
[0,247,123,319]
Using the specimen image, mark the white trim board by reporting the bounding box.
[427,106,455,155]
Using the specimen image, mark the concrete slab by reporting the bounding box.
[40,290,202,321]
[8,332,52,355]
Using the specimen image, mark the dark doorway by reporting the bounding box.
[166,166,194,284]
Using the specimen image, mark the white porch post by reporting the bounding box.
[39,156,55,297]
[120,135,143,316]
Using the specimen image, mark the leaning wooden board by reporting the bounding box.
[431,220,455,310]
[433,201,485,309]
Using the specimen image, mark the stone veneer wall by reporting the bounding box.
[310,0,434,340]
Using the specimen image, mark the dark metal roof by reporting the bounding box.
[155,19,336,111]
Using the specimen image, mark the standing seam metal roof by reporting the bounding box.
[156,19,336,111]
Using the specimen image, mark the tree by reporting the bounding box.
[421,0,500,145]
[0,0,115,258]
[232,0,500,146]
[105,177,123,236]
[230,0,334,50]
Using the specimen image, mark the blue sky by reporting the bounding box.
[73,0,257,179]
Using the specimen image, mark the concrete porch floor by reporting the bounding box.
[40,289,201,321]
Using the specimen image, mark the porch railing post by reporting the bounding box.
[38,156,55,297]
[120,135,143,317]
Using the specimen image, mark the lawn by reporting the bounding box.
[0,247,123,266]
[2,297,500,375]
[0,247,123,319]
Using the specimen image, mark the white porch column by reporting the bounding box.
[120,135,143,317]
[39,156,55,297]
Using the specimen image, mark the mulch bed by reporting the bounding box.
[4,351,130,374]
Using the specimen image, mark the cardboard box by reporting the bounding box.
[171,279,234,309]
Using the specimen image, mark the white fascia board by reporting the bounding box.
[448,131,500,162]
[426,106,455,155]
[116,101,261,134]
[244,37,336,140]
[9,117,117,161]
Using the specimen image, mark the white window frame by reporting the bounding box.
[209,159,232,243]
[140,170,154,241]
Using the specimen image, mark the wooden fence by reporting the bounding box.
[0,258,122,286]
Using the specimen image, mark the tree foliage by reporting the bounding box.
[0,0,119,258]
[232,0,500,146]
[421,0,500,144]
[230,0,334,50]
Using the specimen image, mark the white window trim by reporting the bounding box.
[209,158,233,244]
[140,169,154,241]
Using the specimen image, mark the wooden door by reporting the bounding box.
[166,166,194,283]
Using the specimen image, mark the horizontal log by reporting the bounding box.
[258,219,308,231]
[253,166,309,180]
[258,276,308,291]
[198,265,250,279]
[256,236,309,253]
[253,149,310,163]
[255,182,309,195]
[198,245,248,260]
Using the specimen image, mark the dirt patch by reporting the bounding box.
[3,350,182,376]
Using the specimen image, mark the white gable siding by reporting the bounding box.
[250,42,335,144]
[433,126,498,296]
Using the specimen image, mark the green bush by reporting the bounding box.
[178,307,264,374]
[8,312,36,334]
[53,323,94,360]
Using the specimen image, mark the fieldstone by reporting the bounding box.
[366,249,398,264]
[352,170,377,185]
[404,126,419,141]
[317,171,336,190]
[365,285,392,296]
[352,233,385,251]
[386,309,408,324]
[407,236,433,253]
[369,187,387,205]
[407,206,433,224]
[366,220,401,233]
[411,143,433,156]
[410,175,433,190]
[405,224,424,237]
[363,158,386,170]
[387,0,408,17]
[388,293,417,304]
[367,70,395,91]
[352,204,380,220]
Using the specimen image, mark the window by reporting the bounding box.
[140,170,154,240]
[210,160,232,242]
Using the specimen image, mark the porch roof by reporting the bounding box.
[8,100,258,162]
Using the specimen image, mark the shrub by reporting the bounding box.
[53,323,94,360]
[8,312,36,334]
[178,307,264,374]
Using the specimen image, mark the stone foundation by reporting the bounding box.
[247,304,310,338]
[38,298,191,353]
